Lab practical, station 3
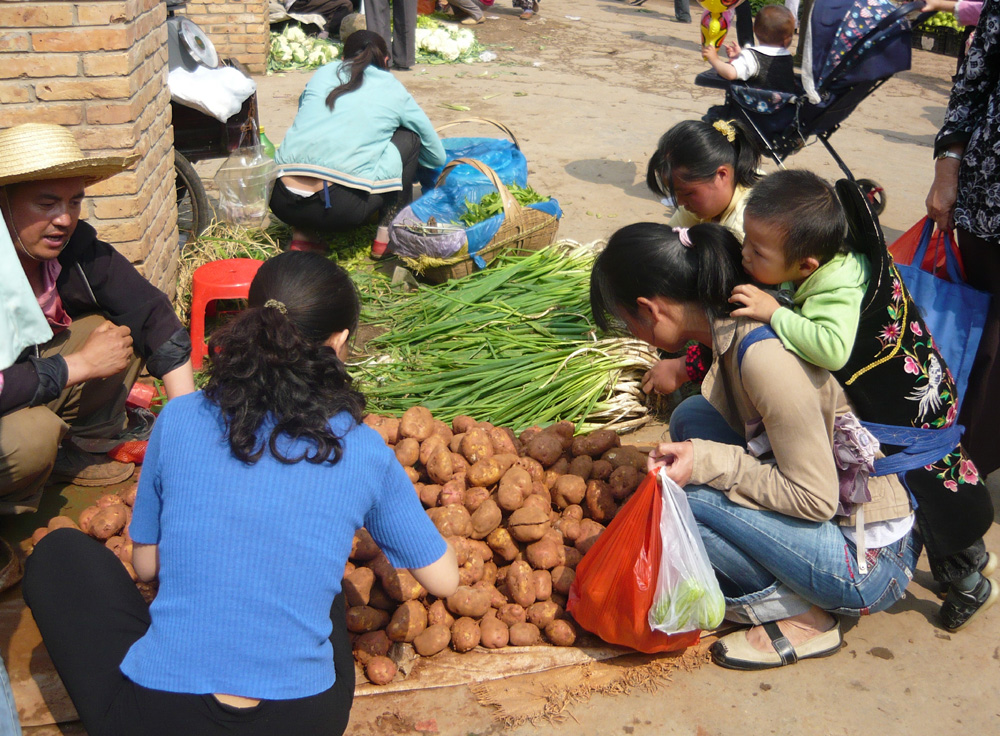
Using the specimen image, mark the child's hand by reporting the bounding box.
[729,284,782,323]
[702,44,719,62]
[723,41,741,59]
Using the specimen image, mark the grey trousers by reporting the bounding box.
[447,0,483,20]
[365,0,417,68]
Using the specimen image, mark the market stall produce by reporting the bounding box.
[31,410,655,686]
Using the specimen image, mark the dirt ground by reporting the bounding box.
[251,2,1000,734]
[10,1,998,734]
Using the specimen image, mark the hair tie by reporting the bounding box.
[264,299,287,314]
[712,119,737,143]
[673,227,694,248]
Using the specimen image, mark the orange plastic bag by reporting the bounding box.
[567,470,701,653]
[889,216,966,282]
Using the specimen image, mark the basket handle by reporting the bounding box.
[434,118,521,150]
[436,157,526,228]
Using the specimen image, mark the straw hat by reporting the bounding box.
[0,123,137,187]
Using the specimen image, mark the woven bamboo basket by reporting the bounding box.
[407,157,560,284]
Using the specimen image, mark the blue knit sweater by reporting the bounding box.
[120,392,445,699]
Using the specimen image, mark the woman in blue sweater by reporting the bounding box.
[271,30,446,258]
[23,251,458,735]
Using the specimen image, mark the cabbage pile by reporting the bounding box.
[415,18,482,64]
[268,25,340,73]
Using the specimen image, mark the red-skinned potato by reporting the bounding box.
[343,567,375,607]
[30,527,49,546]
[497,467,531,512]
[419,435,447,467]
[505,561,535,608]
[394,438,420,467]
[552,475,586,509]
[450,453,470,477]
[543,469,561,490]
[427,505,473,538]
[78,505,100,535]
[458,552,485,587]
[48,516,79,531]
[554,516,581,543]
[562,504,584,521]
[350,529,380,561]
[550,565,575,595]
[96,493,123,508]
[479,616,509,649]
[474,581,507,609]
[426,447,454,486]
[520,494,553,517]
[526,600,560,629]
[451,617,481,653]
[498,603,526,627]
[426,599,455,628]
[549,457,570,476]
[460,428,494,465]
[449,433,465,453]
[463,486,491,514]
[609,465,641,501]
[346,606,391,633]
[438,478,466,507]
[568,454,594,480]
[492,453,518,475]
[470,498,502,540]
[364,655,397,685]
[601,446,648,472]
[89,504,128,540]
[545,619,577,647]
[486,527,520,563]
[118,541,133,565]
[353,630,391,664]
[525,538,563,570]
[514,456,545,484]
[431,419,453,444]
[413,624,451,656]
[508,622,542,647]
[120,484,138,507]
[571,429,620,458]
[452,415,477,434]
[386,600,428,642]
[366,583,396,611]
[445,585,491,618]
[418,483,442,508]
[404,466,420,484]
[531,569,553,601]
[400,406,434,442]
[575,519,606,555]
[481,560,498,585]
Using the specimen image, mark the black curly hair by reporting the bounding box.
[203,251,366,466]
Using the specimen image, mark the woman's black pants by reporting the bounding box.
[22,529,355,736]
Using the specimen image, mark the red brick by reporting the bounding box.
[32,28,130,53]
[0,54,78,80]
[0,4,74,28]
[0,81,32,104]
[0,32,31,52]
[75,2,131,26]
[82,53,140,78]
[36,78,133,101]
[0,103,84,127]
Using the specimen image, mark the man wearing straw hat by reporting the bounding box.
[0,123,194,573]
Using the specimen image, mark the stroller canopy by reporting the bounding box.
[802,0,913,103]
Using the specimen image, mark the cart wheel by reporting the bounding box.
[175,150,210,248]
[857,178,887,216]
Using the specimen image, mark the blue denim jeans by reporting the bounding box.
[0,654,21,736]
[670,396,920,625]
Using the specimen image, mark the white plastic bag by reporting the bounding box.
[647,469,726,635]
[214,123,277,228]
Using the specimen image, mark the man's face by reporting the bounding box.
[3,177,86,261]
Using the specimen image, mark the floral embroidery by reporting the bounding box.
[878,321,901,347]
[910,321,922,336]
[903,356,921,375]
[926,448,980,490]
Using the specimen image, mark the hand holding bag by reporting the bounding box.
[889,217,990,407]
[566,470,701,653]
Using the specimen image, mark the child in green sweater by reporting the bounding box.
[728,169,868,371]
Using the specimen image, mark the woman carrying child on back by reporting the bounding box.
[271,31,446,259]
[642,118,762,396]
[23,251,459,735]
[731,170,995,632]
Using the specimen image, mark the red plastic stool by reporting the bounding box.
[189,258,264,370]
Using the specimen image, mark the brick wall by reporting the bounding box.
[179,0,269,75]
[0,0,179,295]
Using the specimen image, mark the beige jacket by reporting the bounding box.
[685,318,912,525]
[668,185,751,241]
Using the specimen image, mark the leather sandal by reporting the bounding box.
[711,617,843,670]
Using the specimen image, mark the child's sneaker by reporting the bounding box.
[940,575,998,632]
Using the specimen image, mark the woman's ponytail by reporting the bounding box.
[326,30,390,111]
[204,252,366,466]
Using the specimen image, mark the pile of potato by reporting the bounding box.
[353,407,647,685]
[29,479,158,603]
[29,407,649,687]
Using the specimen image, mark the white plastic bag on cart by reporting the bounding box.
[647,468,726,635]
[214,123,277,228]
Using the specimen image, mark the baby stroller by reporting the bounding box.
[697,0,930,215]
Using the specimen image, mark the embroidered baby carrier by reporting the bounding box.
[738,181,992,561]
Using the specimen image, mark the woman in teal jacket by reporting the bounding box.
[271,31,446,257]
